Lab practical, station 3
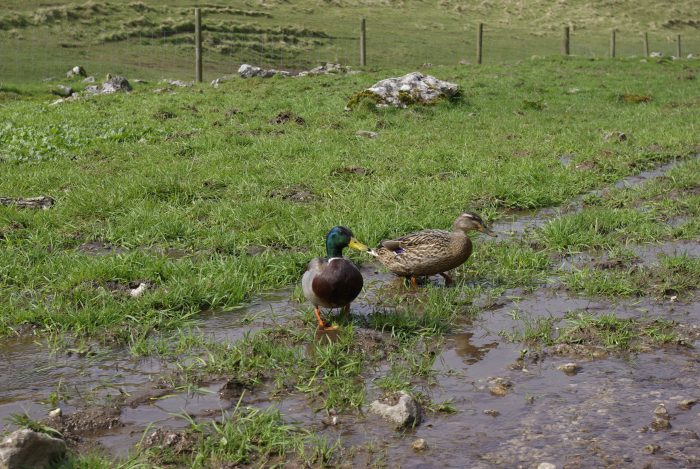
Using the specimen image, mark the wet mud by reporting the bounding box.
[1,157,699,467]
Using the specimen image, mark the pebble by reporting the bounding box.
[483,409,500,417]
[557,363,580,375]
[48,408,62,418]
[644,444,661,454]
[538,463,556,469]
[412,438,427,451]
[678,398,697,410]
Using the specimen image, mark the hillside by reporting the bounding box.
[1,0,698,82]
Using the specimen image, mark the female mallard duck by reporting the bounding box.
[368,212,496,286]
[302,226,368,329]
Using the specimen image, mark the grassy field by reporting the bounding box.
[1,0,699,82]
[1,4,700,465]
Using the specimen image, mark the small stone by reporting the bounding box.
[129,283,148,298]
[48,408,62,418]
[483,409,500,417]
[411,438,427,451]
[567,87,579,94]
[160,79,192,88]
[538,463,556,469]
[82,76,95,83]
[51,85,73,98]
[488,377,512,396]
[604,131,627,142]
[678,398,697,410]
[557,363,580,375]
[0,429,66,469]
[650,404,671,430]
[644,444,661,454]
[66,65,86,78]
[356,130,378,139]
[369,391,422,429]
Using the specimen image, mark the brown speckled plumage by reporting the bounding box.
[369,212,495,279]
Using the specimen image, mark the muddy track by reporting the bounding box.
[1,155,699,467]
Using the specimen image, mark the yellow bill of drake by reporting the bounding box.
[348,237,369,251]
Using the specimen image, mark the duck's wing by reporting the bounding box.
[381,229,452,252]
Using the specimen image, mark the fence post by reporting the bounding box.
[476,22,483,64]
[677,34,682,58]
[562,26,570,55]
[360,17,366,67]
[195,8,202,82]
[610,29,616,58]
[643,32,649,57]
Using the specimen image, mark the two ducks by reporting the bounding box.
[302,213,495,329]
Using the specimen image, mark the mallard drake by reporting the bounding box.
[302,226,368,329]
[368,212,496,286]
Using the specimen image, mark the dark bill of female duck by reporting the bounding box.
[302,226,368,330]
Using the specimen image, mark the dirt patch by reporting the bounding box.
[224,107,240,118]
[48,406,122,443]
[142,428,197,455]
[269,111,305,125]
[268,185,317,203]
[77,241,127,256]
[152,109,175,120]
[330,166,374,177]
[617,94,652,104]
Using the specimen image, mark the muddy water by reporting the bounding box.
[1,158,699,467]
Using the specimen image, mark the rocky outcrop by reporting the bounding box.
[238,64,290,79]
[297,62,352,76]
[84,75,132,95]
[347,72,460,109]
[369,391,422,428]
[0,196,54,209]
[0,429,66,469]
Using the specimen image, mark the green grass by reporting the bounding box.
[503,311,679,351]
[2,58,699,341]
[564,254,700,297]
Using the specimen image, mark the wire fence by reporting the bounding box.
[1,12,699,84]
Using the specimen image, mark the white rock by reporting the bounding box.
[160,79,192,87]
[350,72,459,109]
[538,464,556,469]
[66,66,86,78]
[129,283,148,298]
[0,429,66,469]
[238,64,290,79]
[369,391,422,428]
[48,408,62,418]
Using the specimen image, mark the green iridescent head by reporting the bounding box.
[325,226,368,257]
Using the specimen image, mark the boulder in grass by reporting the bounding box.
[346,72,460,110]
[0,429,66,469]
